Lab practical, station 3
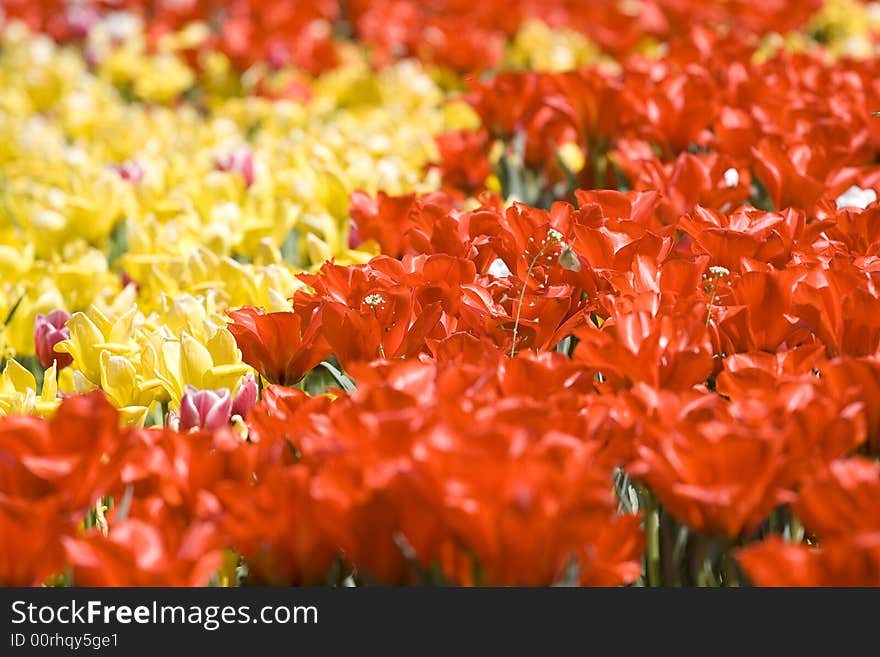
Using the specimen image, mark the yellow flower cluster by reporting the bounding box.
[0,17,462,424]
[54,295,251,426]
[505,19,603,72]
[753,0,880,62]
[808,0,880,58]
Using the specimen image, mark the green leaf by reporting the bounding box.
[3,293,24,327]
[303,365,335,396]
[553,147,580,195]
[497,130,528,202]
[552,555,581,587]
[16,354,44,392]
[115,485,134,522]
[317,359,356,393]
[553,335,579,357]
[749,176,776,212]
[106,220,129,266]
[280,227,302,267]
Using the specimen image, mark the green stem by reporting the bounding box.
[698,560,717,587]
[510,247,546,358]
[642,489,662,587]
[788,514,805,544]
[368,305,388,360]
[705,275,720,327]
[720,548,740,587]
[671,525,689,587]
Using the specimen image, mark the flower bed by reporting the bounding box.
[2,1,880,586]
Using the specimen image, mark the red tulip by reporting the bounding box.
[738,536,880,586]
[794,458,880,540]
[226,306,331,386]
[629,402,792,538]
[63,519,224,587]
[0,496,69,586]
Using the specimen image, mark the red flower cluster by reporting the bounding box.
[221,28,880,583]
[7,5,880,587]
[0,393,255,586]
[228,357,644,585]
[739,458,880,585]
[346,0,824,70]
[3,0,339,74]
[224,176,880,584]
[3,1,825,73]
[0,375,644,586]
[443,29,880,197]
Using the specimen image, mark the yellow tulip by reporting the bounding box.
[98,351,151,427]
[55,305,140,386]
[0,359,59,418]
[144,327,250,409]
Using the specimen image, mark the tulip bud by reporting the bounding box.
[348,220,362,249]
[267,42,292,71]
[34,310,73,369]
[84,47,102,70]
[215,147,255,187]
[231,373,258,419]
[178,386,232,432]
[120,269,141,293]
[113,160,144,184]
[66,5,99,40]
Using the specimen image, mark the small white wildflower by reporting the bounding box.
[835,185,878,210]
[723,168,739,188]
[546,228,565,243]
[487,258,512,278]
[708,266,730,278]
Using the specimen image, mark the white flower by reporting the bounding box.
[723,168,739,188]
[835,185,878,210]
[487,258,512,278]
[546,228,565,243]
